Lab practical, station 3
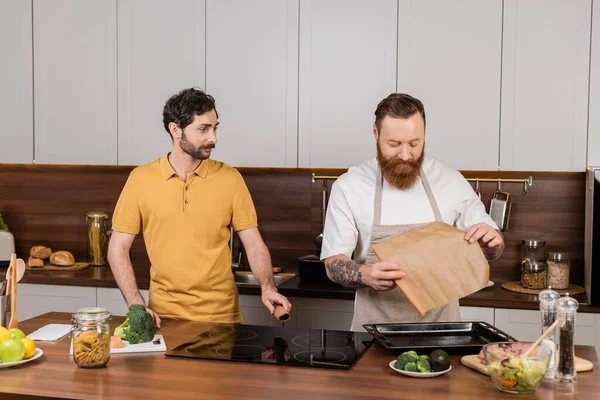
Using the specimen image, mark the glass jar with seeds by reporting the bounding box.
[547,252,570,290]
[521,260,547,289]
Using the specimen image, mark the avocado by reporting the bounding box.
[429,349,451,372]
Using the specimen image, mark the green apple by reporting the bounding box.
[9,328,26,340]
[0,338,25,362]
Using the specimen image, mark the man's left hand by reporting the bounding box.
[261,287,292,315]
[464,223,504,249]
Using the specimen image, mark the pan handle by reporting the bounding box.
[479,321,517,342]
[362,324,393,347]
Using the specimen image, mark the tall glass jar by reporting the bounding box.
[547,252,570,290]
[521,239,547,263]
[555,295,579,391]
[538,288,560,380]
[86,212,109,266]
[71,307,112,368]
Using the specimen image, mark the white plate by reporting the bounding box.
[388,360,451,378]
[0,348,44,369]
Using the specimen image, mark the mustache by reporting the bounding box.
[200,143,216,150]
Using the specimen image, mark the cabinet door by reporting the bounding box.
[460,306,494,326]
[500,0,591,171]
[206,0,298,168]
[495,308,595,346]
[397,0,502,171]
[0,0,33,163]
[291,297,354,331]
[298,0,397,168]
[117,0,206,166]
[239,295,284,327]
[588,0,600,167]
[33,0,117,165]
[96,287,149,317]
[17,284,97,321]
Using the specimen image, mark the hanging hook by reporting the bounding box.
[497,180,502,192]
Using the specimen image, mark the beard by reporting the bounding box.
[376,141,424,190]
[179,131,215,160]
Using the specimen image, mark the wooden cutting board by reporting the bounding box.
[26,262,90,271]
[372,221,489,316]
[461,354,593,374]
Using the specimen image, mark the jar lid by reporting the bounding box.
[547,252,569,261]
[74,307,111,321]
[522,239,546,247]
[556,294,579,313]
[86,212,108,220]
[522,260,546,272]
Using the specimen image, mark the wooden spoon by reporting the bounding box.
[8,253,18,330]
[521,318,561,358]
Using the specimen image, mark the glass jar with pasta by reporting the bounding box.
[72,307,112,368]
[86,212,109,266]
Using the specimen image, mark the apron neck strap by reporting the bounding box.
[374,166,443,225]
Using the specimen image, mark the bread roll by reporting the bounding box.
[30,245,52,259]
[28,256,44,267]
[49,251,75,266]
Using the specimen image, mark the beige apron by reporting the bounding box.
[351,168,461,331]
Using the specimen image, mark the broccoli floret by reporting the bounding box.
[124,330,142,345]
[417,358,431,372]
[404,361,418,372]
[114,304,157,344]
[395,351,419,370]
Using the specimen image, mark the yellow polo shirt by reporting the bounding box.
[112,154,257,323]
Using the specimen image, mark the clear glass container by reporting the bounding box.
[86,212,109,266]
[555,294,579,391]
[521,239,547,264]
[547,252,570,290]
[538,288,560,380]
[71,307,112,368]
[521,260,547,289]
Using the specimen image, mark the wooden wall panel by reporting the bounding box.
[0,164,586,286]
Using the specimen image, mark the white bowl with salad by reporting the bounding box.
[482,342,551,394]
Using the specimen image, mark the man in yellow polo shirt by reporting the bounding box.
[108,88,291,326]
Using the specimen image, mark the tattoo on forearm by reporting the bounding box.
[326,259,366,288]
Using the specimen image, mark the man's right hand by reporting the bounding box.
[144,306,161,328]
[363,262,406,291]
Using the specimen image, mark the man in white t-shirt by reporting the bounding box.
[320,93,505,331]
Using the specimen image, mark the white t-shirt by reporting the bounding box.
[320,157,499,264]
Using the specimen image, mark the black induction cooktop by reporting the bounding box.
[165,323,374,370]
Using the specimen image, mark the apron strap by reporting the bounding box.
[374,168,384,225]
[419,169,443,222]
[374,166,443,224]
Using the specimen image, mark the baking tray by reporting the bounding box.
[362,321,517,354]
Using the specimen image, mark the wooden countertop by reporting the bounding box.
[0,312,597,399]
[5,266,599,313]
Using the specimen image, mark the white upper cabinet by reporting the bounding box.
[500,0,591,171]
[33,0,117,165]
[588,0,600,167]
[0,0,33,163]
[397,0,502,171]
[298,0,397,168]
[206,0,299,168]
[117,0,206,166]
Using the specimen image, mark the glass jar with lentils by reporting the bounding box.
[547,252,570,290]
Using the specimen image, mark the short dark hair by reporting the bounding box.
[162,88,218,134]
[374,93,426,132]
